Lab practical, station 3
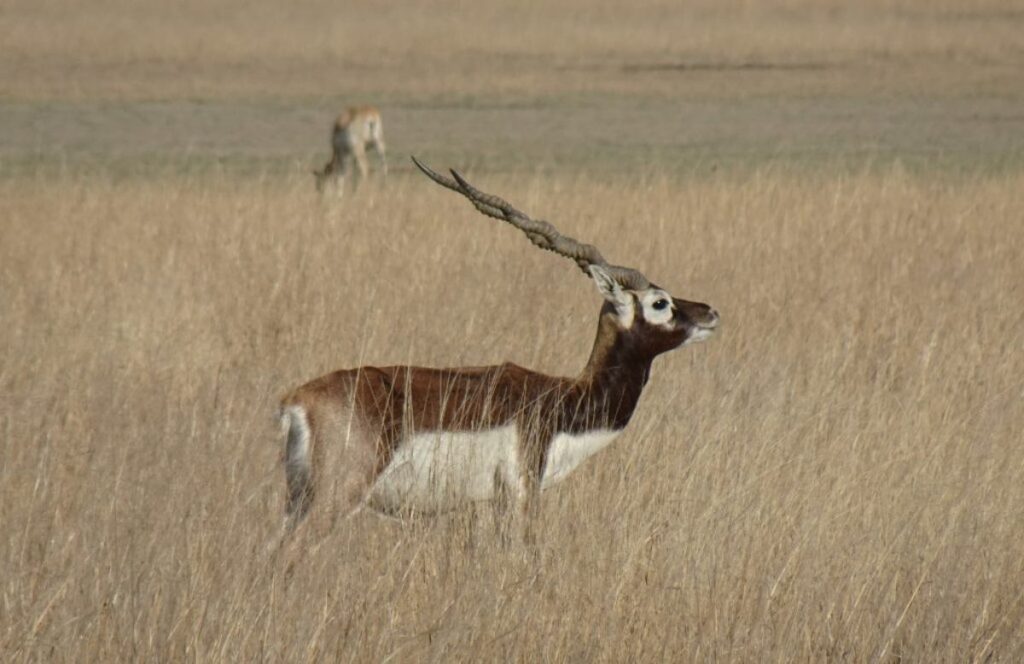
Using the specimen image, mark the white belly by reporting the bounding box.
[541,429,621,488]
[366,426,622,513]
[368,424,521,513]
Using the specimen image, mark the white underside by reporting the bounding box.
[686,327,715,344]
[367,425,621,513]
[543,429,620,487]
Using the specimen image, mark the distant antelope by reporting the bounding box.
[279,157,719,541]
[313,106,387,193]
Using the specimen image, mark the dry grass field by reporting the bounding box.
[2,0,1024,661]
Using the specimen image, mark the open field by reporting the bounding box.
[4,168,1024,661]
[2,0,1023,103]
[2,0,1023,178]
[2,0,1024,661]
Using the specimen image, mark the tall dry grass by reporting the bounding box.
[1,166,1022,660]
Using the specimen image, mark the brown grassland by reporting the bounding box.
[2,0,1024,661]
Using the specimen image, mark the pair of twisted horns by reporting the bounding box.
[411,157,651,291]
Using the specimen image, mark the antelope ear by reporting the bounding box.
[589,265,632,312]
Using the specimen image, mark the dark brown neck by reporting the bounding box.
[568,311,653,432]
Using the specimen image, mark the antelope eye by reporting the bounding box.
[652,299,670,311]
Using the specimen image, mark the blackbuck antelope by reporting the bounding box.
[313,106,387,193]
[279,157,719,540]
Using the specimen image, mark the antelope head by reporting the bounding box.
[411,157,719,363]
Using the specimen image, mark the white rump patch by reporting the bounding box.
[282,405,310,468]
[542,429,621,488]
[369,424,522,513]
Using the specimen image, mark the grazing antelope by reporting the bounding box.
[278,157,719,541]
[313,106,387,193]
